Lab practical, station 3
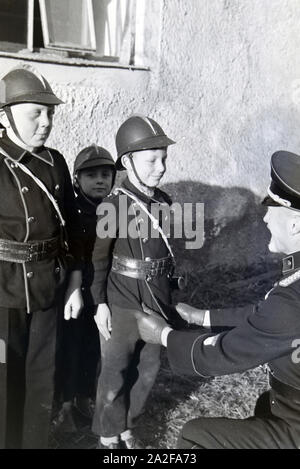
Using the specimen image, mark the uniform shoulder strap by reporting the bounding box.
[113,186,175,258]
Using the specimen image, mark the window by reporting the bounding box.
[39,0,96,53]
[0,0,150,67]
[0,0,43,53]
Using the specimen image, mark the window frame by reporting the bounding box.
[38,0,97,53]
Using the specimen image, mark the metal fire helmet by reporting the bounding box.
[0,67,63,108]
[115,114,175,170]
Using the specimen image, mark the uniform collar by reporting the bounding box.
[282,251,300,275]
[122,177,166,205]
[0,135,54,166]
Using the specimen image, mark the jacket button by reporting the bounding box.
[145,257,151,261]
[10,163,16,168]
[26,272,34,279]
[55,184,60,190]
[22,186,29,193]
[143,238,148,243]
[55,267,60,274]
[28,216,35,223]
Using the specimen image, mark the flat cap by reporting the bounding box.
[262,151,300,210]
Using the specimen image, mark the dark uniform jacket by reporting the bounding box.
[91,177,173,316]
[74,191,98,306]
[0,135,83,312]
[167,266,300,424]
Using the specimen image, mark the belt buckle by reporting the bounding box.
[149,262,156,278]
[159,259,165,276]
[146,273,153,282]
[27,243,34,262]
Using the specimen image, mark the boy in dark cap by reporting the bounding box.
[91,115,179,449]
[57,145,115,429]
[0,66,83,448]
[136,150,300,449]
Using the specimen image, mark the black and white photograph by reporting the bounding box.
[0,0,300,452]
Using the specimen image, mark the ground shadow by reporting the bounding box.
[162,180,281,308]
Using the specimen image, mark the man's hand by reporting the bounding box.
[135,304,169,344]
[94,303,112,340]
[64,270,83,320]
[175,303,208,326]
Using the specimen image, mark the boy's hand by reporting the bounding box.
[175,302,208,326]
[94,303,112,340]
[64,270,83,320]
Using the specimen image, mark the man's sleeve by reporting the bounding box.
[167,285,300,377]
[210,304,255,328]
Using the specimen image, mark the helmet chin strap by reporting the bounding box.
[128,153,155,196]
[4,107,33,150]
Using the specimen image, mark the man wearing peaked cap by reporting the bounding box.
[135,150,300,449]
[262,150,300,210]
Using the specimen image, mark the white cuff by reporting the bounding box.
[161,327,173,347]
[203,310,211,329]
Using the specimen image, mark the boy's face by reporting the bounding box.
[131,148,167,188]
[77,165,114,202]
[7,102,55,150]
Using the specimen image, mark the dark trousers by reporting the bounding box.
[177,391,300,449]
[57,306,100,402]
[0,306,57,449]
[92,304,161,437]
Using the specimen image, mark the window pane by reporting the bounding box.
[93,0,134,60]
[0,0,27,47]
[40,0,95,50]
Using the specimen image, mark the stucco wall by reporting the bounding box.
[1,0,299,302]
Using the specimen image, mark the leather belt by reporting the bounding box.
[0,236,61,263]
[269,373,300,401]
[111,254,175,281]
